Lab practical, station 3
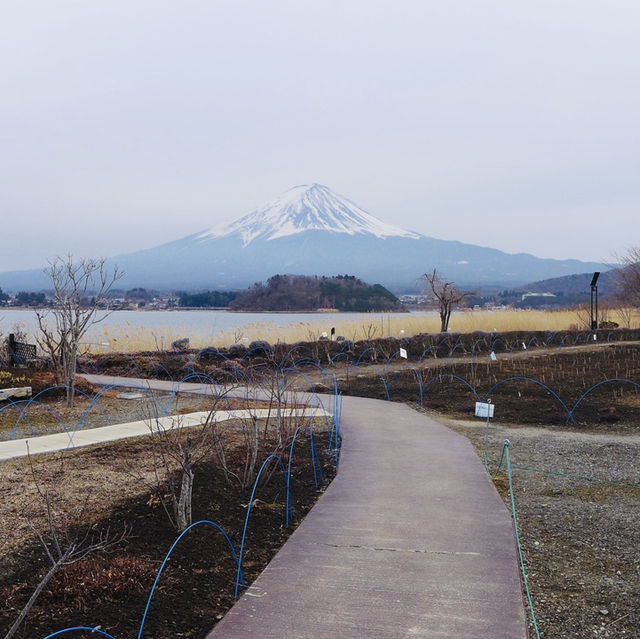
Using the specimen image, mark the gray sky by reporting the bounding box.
[1,0,639,272]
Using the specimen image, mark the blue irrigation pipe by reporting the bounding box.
[137,520,242,639]
[285,424,322,526]
[307,412,325,487]
[68,384,163,444]
[483,376,574,423]
[421,374,480,401]
[470,338,487,362]
[329,381,341,458]
[306,392,332,442]
[42,627,117,639]
[383,350,404,373]
[4,400,68,440]
[74,390,114,431]
[281,367,326,394]
[277,345,317,368]
[350,361,390,400]
[568,378,640,423]
[334,391,343,466]
[161,373,221,415]
[29,385,96,407]
[195,346,230,363]
[234,455,287,598]
[328,382,338,456]
[0,399,40,438]
[9,385,102,440]
[354,347,381,367]
[412,368,424,408]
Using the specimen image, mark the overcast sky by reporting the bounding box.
[1,0,638,272]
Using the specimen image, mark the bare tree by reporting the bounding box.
[144,385,235,531]
[423,269,471,332]
[35,255,122,406]
[613,246,640,308]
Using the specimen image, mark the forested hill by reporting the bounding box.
[229,274,403,312]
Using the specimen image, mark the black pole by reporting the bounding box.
[589,272,600,331]
[8,333,16,365]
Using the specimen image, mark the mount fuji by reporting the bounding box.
[1,184,607,291]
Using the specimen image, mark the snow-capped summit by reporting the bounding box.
[0,184,608,291]
[197,183,421,246]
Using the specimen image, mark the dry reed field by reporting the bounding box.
[88,308,640,353]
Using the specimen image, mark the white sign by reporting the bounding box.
[593,333,597,341]
[522,342,527,350]
[490,351,497,361]
[399,348,408,359]
[475,402,495,418]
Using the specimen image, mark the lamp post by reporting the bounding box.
[590,272,600,330]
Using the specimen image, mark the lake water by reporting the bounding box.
[0,308,436,347]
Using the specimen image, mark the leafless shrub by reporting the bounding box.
[613,246,640,308]
[5,449,129,639]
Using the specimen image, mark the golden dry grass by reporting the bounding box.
[84,308,640,353]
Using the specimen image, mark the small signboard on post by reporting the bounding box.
[399,347,408,359]
[475,402,495,418]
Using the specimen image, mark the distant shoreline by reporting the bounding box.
[2,306,408,314]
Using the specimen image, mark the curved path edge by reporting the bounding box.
[79,375,528,638]
[207,394,528,638]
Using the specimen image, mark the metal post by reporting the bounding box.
[590,272,600,331]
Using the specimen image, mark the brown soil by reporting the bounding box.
[0,425,335,638]
[336,342,640,429]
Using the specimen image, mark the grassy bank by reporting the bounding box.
[85,308,640,353]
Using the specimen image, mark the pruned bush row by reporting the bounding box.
[81,328,640,382]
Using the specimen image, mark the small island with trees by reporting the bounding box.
[228,274,403,312]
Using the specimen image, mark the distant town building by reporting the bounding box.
[521,292,556,302]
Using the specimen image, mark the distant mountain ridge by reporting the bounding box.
[0,184,609,291]
[523,270,617,297]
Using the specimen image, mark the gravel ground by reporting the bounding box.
[438,415,640,638]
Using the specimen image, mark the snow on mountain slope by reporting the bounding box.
[196,183,421,246]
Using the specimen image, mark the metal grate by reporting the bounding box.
[8,334,36,364]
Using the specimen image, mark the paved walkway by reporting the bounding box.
[0,407,327,462]
[208,394,527,638]
[78,375,527,637]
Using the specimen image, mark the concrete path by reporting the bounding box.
[0,407,328,462]
[207,395,527,639]
[77,375,527,637]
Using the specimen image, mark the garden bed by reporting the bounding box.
[0,409,335,638]
[338,342,640,429]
